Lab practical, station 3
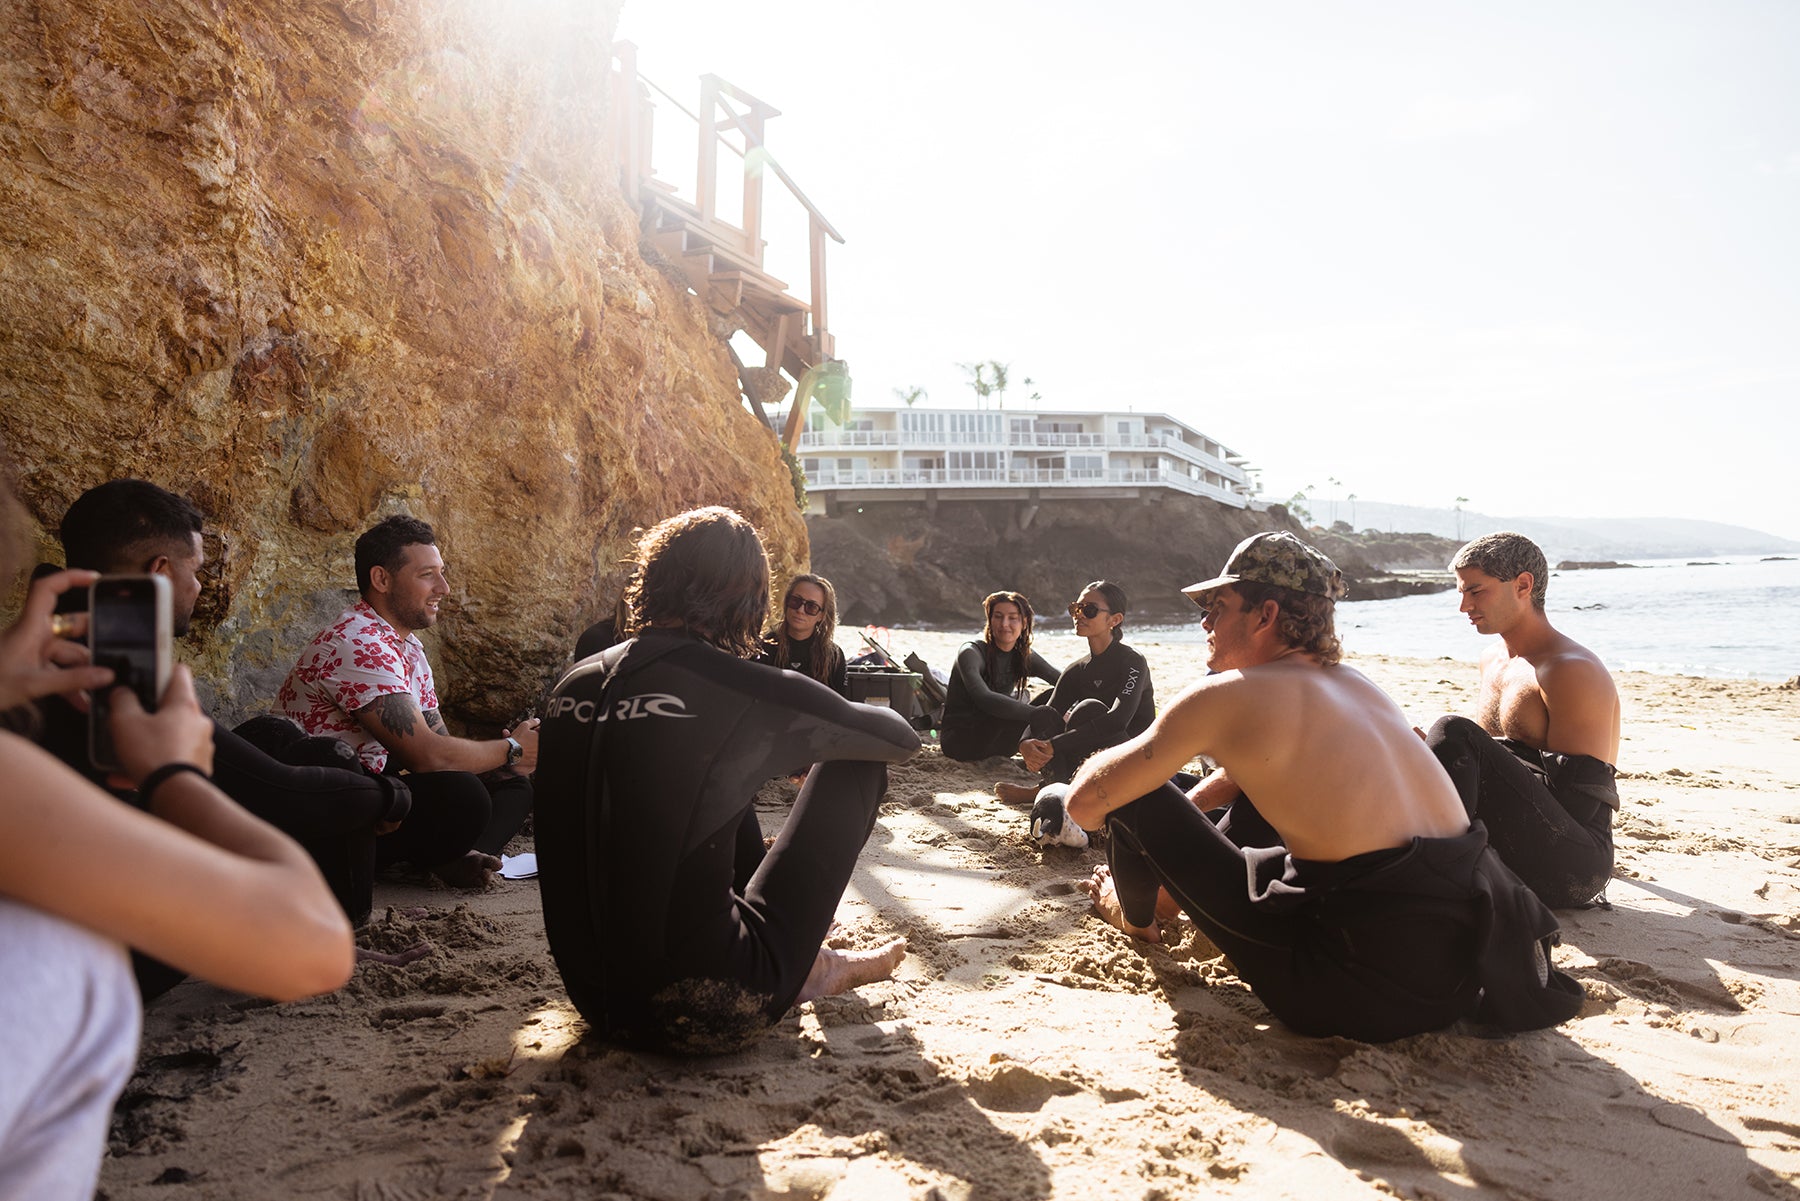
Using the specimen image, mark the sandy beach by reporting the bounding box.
[100,629,1800,1200]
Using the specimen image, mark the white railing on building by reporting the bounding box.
[796,428,1246,481]
[803,466,1250,508]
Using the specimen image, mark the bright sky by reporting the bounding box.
[614,1,1800,539]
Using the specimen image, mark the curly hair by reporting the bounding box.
[1229,580,1343,666]
[979,590,1036,697]
[624,507,770,658]
[768,572,839,684]
[1451,532,1548,610]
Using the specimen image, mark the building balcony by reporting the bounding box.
[803,465,1252,508]
[796,429,1249,482]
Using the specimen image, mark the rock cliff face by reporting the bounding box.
[0,1,806,727]
[806,495,1299,628]
[807,498,1458,629]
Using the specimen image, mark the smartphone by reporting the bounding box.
[88,575,172,773]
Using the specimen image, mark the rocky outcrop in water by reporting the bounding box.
[0,1,806,727]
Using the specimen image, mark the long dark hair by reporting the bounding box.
[624,507,770,658]
[768,572,839,684]
[979,590,1035,697]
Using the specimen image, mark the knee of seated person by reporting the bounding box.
[1027,707,1065,739]
[1063,698,1108,728]
[1426,714,1483,750]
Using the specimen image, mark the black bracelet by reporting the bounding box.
[138,762,210,802]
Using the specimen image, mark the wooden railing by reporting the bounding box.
[609,42,842,436]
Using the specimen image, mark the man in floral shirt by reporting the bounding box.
[278,515,538,887]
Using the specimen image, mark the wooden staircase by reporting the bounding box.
[610,43,842,444]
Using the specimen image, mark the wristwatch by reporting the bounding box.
[504,736,523,767]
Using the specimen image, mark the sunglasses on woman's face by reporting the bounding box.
[1068,601,1112,619]
[785,594,824,617]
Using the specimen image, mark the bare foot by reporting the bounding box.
[356,941,433,968]
[995,780,1041,806]
[1079,865,1161,943]
[795,936,908,1004]
[435,851,501,889]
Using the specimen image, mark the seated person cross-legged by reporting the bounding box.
[1061,532,1582,1042]
[276,516,537,889]
[997,579,1154,805]
[536,508,919,1054]
[939,590,1061,762]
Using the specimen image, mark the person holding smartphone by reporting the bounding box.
[49,480,412,927]
[0,548,353,1199]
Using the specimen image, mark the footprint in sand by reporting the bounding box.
[963,1061,1082,1113]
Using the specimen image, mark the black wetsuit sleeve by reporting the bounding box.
[952,643,1040,722]
[1050,644,1151,762]
[1028,651,1061,686]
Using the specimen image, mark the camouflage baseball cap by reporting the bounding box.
[1181,532,1348,604]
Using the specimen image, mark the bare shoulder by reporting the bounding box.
[1536,639,1617,700]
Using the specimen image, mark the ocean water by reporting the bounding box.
[1139,555,1800,682]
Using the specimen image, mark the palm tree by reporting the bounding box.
[957,362,993,408]
[987,361,1011,408]
[1454,496,1470,541]
[1347,492,1358,528]
[893,385,927,407]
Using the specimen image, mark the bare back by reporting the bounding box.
[1074,656,1468,864]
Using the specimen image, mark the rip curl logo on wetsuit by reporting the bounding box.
[545,692,696,723]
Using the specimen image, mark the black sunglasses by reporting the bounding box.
[785,594,824,617]
[1067,601,1113,619]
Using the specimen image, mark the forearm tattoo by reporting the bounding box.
[423,709,447,734]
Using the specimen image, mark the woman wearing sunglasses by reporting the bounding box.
[758,573,849,698]
[940,590,1062,761]
[999,580,1156,803]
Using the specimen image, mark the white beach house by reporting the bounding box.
[788,404,1262,517]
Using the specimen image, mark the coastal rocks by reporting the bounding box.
[1557,561,1639,571]
[0,0,806,727]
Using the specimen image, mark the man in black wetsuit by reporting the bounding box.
[939,590,1061,762]
[535,507,919,1053]
[1426,532,1621,908]
[48,481,409,926]
[1063,532,1582,1040]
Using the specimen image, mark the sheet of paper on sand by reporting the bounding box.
[102,631,1800,1200]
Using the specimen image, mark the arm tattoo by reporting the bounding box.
[1141,739,1155,761]
[368,693,420,739]
[423,709,447,734]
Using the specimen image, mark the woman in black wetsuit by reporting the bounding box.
[1002,580,1154,800]
[535,509,917,1053]
[939,590,1062,761]
[757,573,848,698]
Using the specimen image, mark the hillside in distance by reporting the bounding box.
[1319,501,1800,562]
